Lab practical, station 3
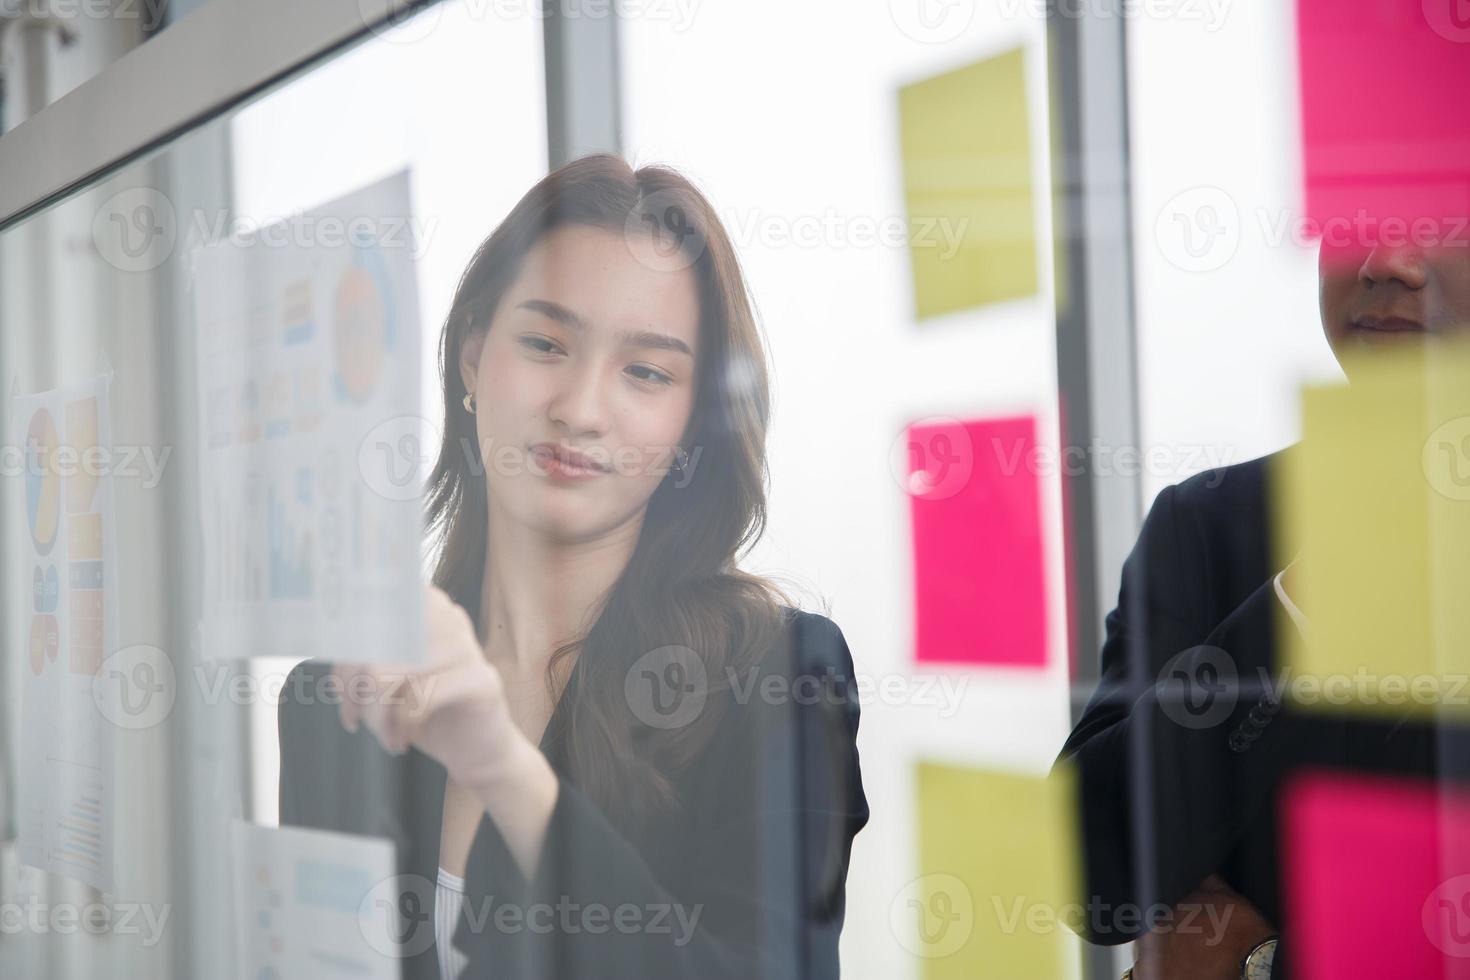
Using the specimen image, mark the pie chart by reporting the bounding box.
[330,250,394,405]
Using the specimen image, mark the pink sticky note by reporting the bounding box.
[1285,770,1470,979]
[1296,0,1470,261]
[907,415,1048,667]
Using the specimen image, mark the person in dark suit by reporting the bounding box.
[1059,234,1470,979]
[277,154,868,980]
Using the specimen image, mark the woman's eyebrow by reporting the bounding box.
[517,298,694,359]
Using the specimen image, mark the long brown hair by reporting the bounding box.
[424,154,794,827]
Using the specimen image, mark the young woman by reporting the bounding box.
[277,155,869,980]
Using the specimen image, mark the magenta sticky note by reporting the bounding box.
[907,415,1048,667]
[1285,771,1470,979]
[1296,0,1470,262]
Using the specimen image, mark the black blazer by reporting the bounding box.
[1059,450,1439,971]
[278,606,869,980]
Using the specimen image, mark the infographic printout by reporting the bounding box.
[193,171,424,664]
[13,372,118,890]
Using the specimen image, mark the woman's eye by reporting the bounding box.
[627,364,674,386]
[520,336,561,355]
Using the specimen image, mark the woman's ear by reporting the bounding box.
[459,326,486,395]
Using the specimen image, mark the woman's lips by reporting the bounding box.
[1349,314,1427,334]
[529,443,609,479]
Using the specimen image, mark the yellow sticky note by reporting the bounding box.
[1278,342,1470,717]
[899,47,1039,320]
[909,762,1080,979]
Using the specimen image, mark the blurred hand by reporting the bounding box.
[1131,874,1275,980]
[331,584,525,789]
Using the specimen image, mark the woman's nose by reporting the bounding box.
[547,360,611,436]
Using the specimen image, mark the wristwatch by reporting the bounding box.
[1240,935,1279,979]
[1118,935,1278,980]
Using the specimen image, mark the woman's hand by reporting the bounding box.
[330,585,559,877]
[333,585,510,771]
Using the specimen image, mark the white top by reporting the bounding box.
[435,866,470,980]
[1272,569,1311,639]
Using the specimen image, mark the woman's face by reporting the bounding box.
[460,225,701,543]
[1318,240,1470,370]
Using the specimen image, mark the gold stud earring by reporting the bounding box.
[462,391,477,414]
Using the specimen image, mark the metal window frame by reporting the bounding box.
[0,0,434,231]
[0,0,622,231]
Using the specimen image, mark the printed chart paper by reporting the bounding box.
[193,171,424,664]
[231,819,402,980]
[13,372,118,890]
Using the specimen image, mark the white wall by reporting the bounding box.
[1128,0,1342,506]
